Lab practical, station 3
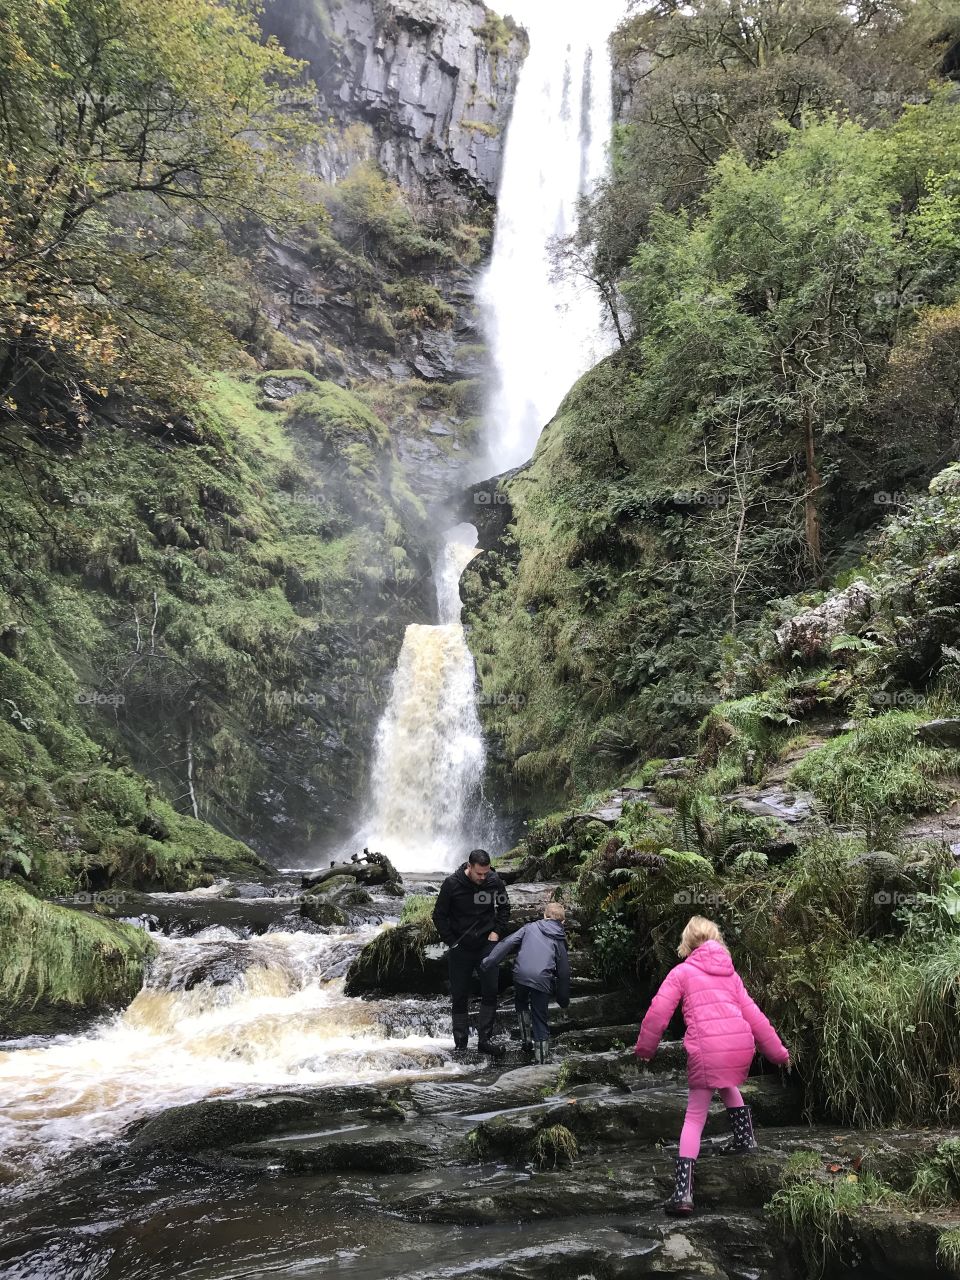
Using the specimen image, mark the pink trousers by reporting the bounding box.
[678,1086,744,1158]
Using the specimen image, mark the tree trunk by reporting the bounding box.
[803,405,823,579]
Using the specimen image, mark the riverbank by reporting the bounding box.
[1,867,958,1279]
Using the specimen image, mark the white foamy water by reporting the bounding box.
[0,927,456,1180]
[364,526,487,872]
[481,0,626,471]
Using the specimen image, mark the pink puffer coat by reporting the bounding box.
[634,940,789,1088]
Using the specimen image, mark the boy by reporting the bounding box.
[480,902,570,1062]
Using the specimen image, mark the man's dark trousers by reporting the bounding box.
[448,940,498,1046]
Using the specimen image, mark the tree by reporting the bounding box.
[0,0,321,430]
[625,104,960,580]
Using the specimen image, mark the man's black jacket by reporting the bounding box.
[432,864,510,950]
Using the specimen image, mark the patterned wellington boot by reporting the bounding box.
[534,1040,550,1064]
[722,1105,758,1153]
[664,1157,695,1215]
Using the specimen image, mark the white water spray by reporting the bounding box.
[364,526,487,872]
[481,0,626,471]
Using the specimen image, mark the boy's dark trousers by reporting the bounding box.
[514,983,550,1041]
[448,941,498,1045]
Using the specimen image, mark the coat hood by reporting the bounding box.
[535,919,566,940]
[685,939,733,976]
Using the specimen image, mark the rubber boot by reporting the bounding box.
[517,1010,534,1053]
[664,1157,695,1216]
[477,1001,504,1058]
[534,1040,550,1064]
[452,1008,469,1052]
[722,1104,758,1153]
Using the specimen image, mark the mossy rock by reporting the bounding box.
[344,920,445,996]
[0,882,155,1035]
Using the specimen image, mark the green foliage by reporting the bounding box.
[399,895,436,926]
[908,1140,960,1208]
[0,370,427,881]
[791,713,960,826]
[0,0,321,420]
[767,1164,896,1278]
[0,882,155,1029]
[938,1228,960,1275]
[531,1124,579,1169]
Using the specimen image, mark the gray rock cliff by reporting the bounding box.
[262,0,527,204]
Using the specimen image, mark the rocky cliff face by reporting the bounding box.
[262,0,527,206]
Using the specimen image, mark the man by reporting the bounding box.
[432,848,510,1055]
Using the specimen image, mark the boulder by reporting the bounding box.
[917,718,960,748]
[344,921,447,996]
[774,580,876,658]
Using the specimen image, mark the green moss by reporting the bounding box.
[462,120,500,138]
[0,882,155,1032]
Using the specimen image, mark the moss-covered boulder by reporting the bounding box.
[0,882,155,1035]
[344,917,446,996]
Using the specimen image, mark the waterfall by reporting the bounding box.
[364,526,487,873]
[357,8,626,870]
[480,0,626,471]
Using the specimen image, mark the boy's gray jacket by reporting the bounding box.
[480,920,571,1002]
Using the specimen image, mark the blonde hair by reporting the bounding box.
[678,915,724,958]
[544,902,566,922]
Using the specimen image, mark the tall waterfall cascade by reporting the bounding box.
[355,7,626,872]
[364,526,487,872]
[481,0,626,471]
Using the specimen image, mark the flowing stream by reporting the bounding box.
[480,0,626,471]
[0,908,455,1185]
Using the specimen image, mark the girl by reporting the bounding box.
[634,916,790,1215]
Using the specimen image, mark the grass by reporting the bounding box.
[532,1124,579,1169]
[790,712,960,826]
[0,882,155,1028]
[399,895,436,926]
[767,1167,896,1277]
[777,928,960,1127]
[908,1140,960,1207]
[938,1229,960,1275]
